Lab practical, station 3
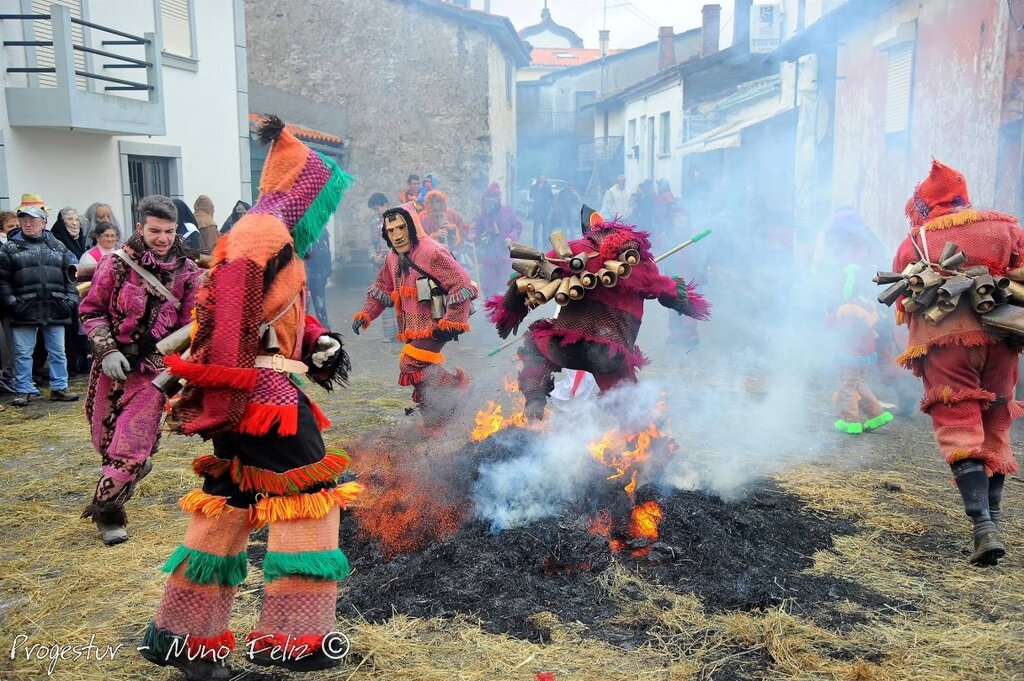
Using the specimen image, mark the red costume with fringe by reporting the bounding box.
[355,203,476,426]
[487,211,709,414]
[143,116,360,676]
[892,160,1024,476]
[418,189,469,249]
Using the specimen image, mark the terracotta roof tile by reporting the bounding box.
[248,113,344,145]
[529,47,621,67]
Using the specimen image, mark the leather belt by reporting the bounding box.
[254,354,309,374]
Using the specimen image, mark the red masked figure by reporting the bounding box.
[486,207,710,419]
[892,159,1024,566]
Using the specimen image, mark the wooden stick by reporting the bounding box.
[653,229,712,264]
[156,323,196,356]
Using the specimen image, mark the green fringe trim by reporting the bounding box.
[863,411,894,431]
[292,153,354,257]
[263,548,350,583]
[162,545,248,586]
[834,420,863,435]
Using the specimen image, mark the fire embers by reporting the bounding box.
[585,420,677,559]
[351,445,473,560]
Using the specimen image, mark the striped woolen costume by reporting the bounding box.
[142,116,360,675]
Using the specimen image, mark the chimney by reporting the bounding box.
[657,26,675,70]
[733,0,752,52]
[599,29,610,58]
[701,4,721,57]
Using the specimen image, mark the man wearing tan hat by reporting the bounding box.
[0,193,80,405]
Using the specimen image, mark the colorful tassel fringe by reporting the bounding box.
[262,548,350,582]
[292,156,353,258]
[162,545,248,586]
[178,489,230,518]
[250,483,363,525]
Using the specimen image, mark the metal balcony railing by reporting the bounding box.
[578,136,624,168]
[0,4,164,135]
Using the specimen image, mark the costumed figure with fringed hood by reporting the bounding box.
[826,264,894,436]
[352,203,477,429]
[891,159,1024,567]
[486,206,710,420]
[140,115,360,679]
[79,196,204,546]
[472,182,522,298]
[418,188,470,252]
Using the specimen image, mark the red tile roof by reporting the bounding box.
[529,47,621,67]
[247,113,344,145]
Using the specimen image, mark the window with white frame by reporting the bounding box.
[161,0,195,60]
[884,42,914,137]
[659,111,671,155]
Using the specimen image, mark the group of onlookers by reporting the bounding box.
[0,193,251,409]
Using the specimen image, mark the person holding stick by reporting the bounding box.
[79,196,203,545]
[485,206,709,420]
[891,159,1024,566]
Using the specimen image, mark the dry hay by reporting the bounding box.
[2,389,1024,679]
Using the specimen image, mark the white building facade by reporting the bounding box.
[0,0,248,228]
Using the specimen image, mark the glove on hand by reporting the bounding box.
[312,335,342,367]
[101,351,130,381]
[351,319,363,335]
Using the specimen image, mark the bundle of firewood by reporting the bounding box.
[875,241,1024,335]
[508,231,636,308]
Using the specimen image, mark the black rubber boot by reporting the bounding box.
[952,460,1004,566]
[139,646,234,680]
[989,473,1005,527]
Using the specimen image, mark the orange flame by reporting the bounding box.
[586,422,660,500]
[470,401,527,442]
[629,500,662,543]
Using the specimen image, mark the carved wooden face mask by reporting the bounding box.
[385,213,412,253]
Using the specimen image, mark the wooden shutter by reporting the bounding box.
[884,43,914,134]
[31,0,85,89]
[161,0,193,58]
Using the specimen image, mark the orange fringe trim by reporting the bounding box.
[922,209,1018,232]
[192,455,231,478]
[401,343,444,364]
[895,343,929,367]
[397,328,434,342]
[310,400,331,430]
[920,385,997,412]
[894,308,907,326]
[437,319,470,333]
[234,450,351,495]
[179,489,230,518]
[250,482,363,525]
[237,403,299,437]
[1008,400,1024,420]
[353,311,370,330]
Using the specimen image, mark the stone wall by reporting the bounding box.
[245,0,516,262]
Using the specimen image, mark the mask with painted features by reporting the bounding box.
[384,213,412,254]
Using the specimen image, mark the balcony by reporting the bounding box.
[578,136,623,169]
[1,5,164,135]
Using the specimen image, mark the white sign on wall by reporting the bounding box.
[750,4,783,54]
